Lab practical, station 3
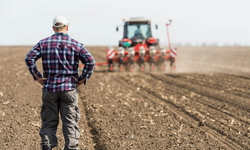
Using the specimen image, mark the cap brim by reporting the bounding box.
[53,23,69,28]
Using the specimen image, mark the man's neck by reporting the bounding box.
[55,31,67,34]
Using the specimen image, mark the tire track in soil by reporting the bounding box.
[149,73,250,113]
[143,73,250,149]
[146,76,250,126]
[232,74,250,80]
[78,87,107,150]
[166,73,250,99]
[144,73,250,148]
[117,73,246,149]
[147,73,250,125]
[78,49,111,149]
[118,74,242,149]
[152,74,250,125]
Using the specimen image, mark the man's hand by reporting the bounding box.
[73,77,86,87]
[34,73,48,86]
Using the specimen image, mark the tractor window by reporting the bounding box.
[126,24,151,40]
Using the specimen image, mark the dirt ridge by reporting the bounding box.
[149,73,250,112]
[117,75,244,149]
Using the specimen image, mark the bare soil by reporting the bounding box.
[0,46,250,149]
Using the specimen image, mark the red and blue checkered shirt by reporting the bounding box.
[25,32,95,92]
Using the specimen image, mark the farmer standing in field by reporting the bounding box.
[25,15,95,150]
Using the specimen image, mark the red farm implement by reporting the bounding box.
[92,17,176,72]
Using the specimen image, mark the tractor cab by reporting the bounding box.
[117,17,158,47]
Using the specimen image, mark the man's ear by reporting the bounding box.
[52,26,56,32]
[66,25,68,31]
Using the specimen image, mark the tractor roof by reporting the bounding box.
[128,17,150,23]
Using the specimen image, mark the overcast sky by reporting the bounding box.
[0,0,249,46]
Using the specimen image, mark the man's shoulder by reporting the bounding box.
[69,37,85,49]
[38,34,85,49]
[40,37,49,42]
[38,35,54,44]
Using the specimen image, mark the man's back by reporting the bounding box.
[25,32,95,92]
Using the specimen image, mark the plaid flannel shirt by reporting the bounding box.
[25,32,95,92]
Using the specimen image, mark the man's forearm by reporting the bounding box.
[25,57,42,81]
[25,42,42,81]
[78,63,95,85]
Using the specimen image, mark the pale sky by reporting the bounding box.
[0,0,249,46]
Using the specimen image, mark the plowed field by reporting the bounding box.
[0,46,250,150]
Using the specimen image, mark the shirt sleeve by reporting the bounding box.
[25,42,43,81]
[78,46,95,85]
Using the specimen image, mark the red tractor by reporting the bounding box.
[97,17,176,72]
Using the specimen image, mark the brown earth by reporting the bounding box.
[0,46,250,150]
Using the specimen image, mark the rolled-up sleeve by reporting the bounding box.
[25,42,43,81]
[78,46,95,85]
